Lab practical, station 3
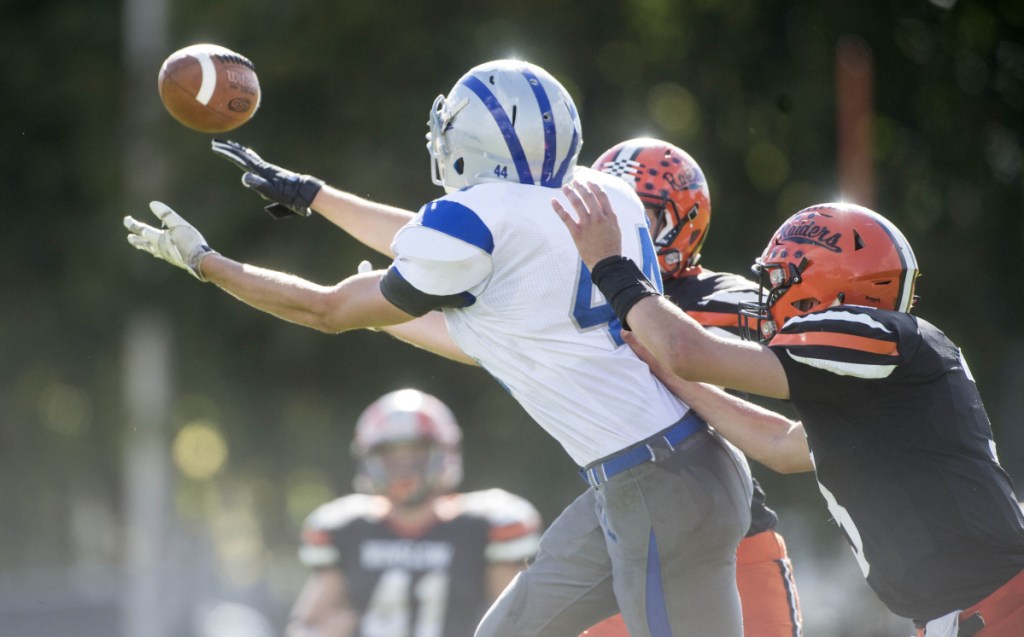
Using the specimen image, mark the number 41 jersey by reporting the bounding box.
[299,489,541,637]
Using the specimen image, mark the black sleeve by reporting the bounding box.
[379,266,476,317]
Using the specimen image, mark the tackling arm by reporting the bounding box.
[626,333,811,473]
[552,180,791,400]
[625,296,790,399]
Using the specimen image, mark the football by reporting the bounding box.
[157,43,260,133]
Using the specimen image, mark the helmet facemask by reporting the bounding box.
[643,197,705,277]
[427,93,471,192]
[739,257,811,343]
[359,440,454,507]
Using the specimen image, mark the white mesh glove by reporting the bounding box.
[124,201,217,281]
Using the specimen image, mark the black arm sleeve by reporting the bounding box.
[379,266,475,317]
[590,256,660,330]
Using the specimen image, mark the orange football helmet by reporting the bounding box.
[740,203,920,343]
[593,138,711,277]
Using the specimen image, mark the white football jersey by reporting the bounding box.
[389,168,691,466]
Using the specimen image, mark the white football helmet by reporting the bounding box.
[427,59,583,193]
[351,389,463,506]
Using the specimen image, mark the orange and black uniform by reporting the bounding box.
[771,305,1024,635]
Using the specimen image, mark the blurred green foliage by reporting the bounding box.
[2,0,1022,630]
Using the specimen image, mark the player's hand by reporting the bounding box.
[551,180,623,270]
[211,139,324,219]
[124,201,217,281]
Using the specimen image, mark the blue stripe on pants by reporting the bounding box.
[646,528,673,636]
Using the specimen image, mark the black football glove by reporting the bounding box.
[211,139,324,219]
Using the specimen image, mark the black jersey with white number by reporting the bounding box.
[664,268,779,536]
[769,305,1024,620]
[299,489,540,637]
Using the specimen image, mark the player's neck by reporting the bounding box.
[386,498,442,538]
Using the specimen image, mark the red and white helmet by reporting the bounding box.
[351,389,463,505]
[739,203,920,342]
[593,138,711,277]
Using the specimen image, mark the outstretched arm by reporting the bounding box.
[124,201,413,333]
[312,186,413,258]
[552,180,791,400]
[200,255,411,332]
[211,139,414,257]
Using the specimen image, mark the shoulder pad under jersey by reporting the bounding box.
[297,494,388,568]
[391,199,495,295]
[770,305,908,379]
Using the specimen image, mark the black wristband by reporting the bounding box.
[590,256,660,331]
[295,174,325,208]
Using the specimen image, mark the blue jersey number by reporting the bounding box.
[572,226,662,345]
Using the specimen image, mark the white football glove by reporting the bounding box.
[124,201,217,281]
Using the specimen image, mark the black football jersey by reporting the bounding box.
[299,490,540,637]
[769,305,1024,620]
[664,269,779,536]
[663,268,760,340]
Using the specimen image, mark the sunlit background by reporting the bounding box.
[3,0,1023,635]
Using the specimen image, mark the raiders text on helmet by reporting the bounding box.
[739,203,920,342]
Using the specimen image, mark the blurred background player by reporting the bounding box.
[287,388,542,637]
[580,139,802,637]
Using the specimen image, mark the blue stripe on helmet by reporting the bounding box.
[419,199,495,254]
[461,76,534,185]
[552,99,580,185]
[520,69,558,187]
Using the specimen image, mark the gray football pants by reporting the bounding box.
[475,428,753,637]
